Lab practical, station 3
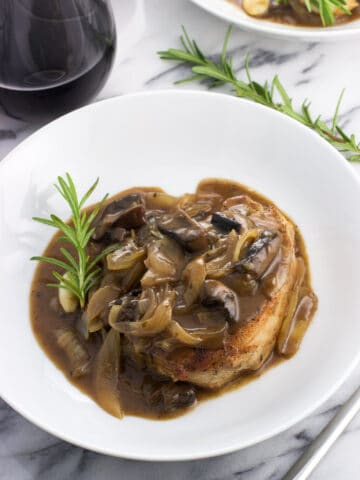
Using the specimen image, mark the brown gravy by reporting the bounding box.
[30,179,317,420]
[229,0,360,27]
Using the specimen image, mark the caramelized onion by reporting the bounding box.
[205,230,243,278]
[277,258,306,357]
[281,292,317,357]
[182,257,206,306]
[121,260,146,293]
[112,297,173,337]
[138,288,157,319]
[55,329,90,377]
[106,244,145,271]
[142,237,184,287]
[86,285,120,332]
[178,193,222,219]
[157,321,227,351]
[167,321,202,345]
[93,328,123,418]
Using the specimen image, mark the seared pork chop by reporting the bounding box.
[148,192,298,389]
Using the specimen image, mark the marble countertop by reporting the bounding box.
[1,1,360,479]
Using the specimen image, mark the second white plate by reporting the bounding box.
[190,0,360,41]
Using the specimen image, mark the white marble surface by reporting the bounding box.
[1,1,360,479]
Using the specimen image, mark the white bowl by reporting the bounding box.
[1,91,360,461]
[190,0,360,41]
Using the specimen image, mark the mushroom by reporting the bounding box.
[157,209,208,252]
[211,211,242,234]
[108,296,140,328]
[92,193,146,240]
[234,230,281,278]
[201,279,240,324]
[142,381,196,413]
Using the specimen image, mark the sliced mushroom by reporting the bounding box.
[142,381,196,413]
[108,293,140,328]
[93,328,123,418]
[235,230,281,278]
[201,279,240,324]
[157,209,208,252]
[55,328,90,377]
[99,227,127,246]
[211,211,242,234]
[92,193,146,240]
[86,285,120,332]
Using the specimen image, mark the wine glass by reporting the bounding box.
[0,0,116,121]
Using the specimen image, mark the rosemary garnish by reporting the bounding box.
[304,0,350,26]
[158,27,360,162]
[275,0,351,26]
[31,174,117,308]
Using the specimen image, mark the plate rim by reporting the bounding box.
[1,90,360,461]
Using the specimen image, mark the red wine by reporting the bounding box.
[0,47,115,121]
[0,0,116,121]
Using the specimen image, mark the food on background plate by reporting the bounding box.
[31,175,317,419]
[229,0,359,26]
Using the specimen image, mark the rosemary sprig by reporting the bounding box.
[158,27,360,162]
[31,174,117,309]
[304,0,350,26]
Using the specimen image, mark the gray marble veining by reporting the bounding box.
[1,1,360,479]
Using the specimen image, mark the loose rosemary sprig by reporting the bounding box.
[158,27,360,162]
[31,174,117,309]
[277,0,351,26]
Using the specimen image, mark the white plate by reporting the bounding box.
[1,91,360,461]
[190,0,360,41]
